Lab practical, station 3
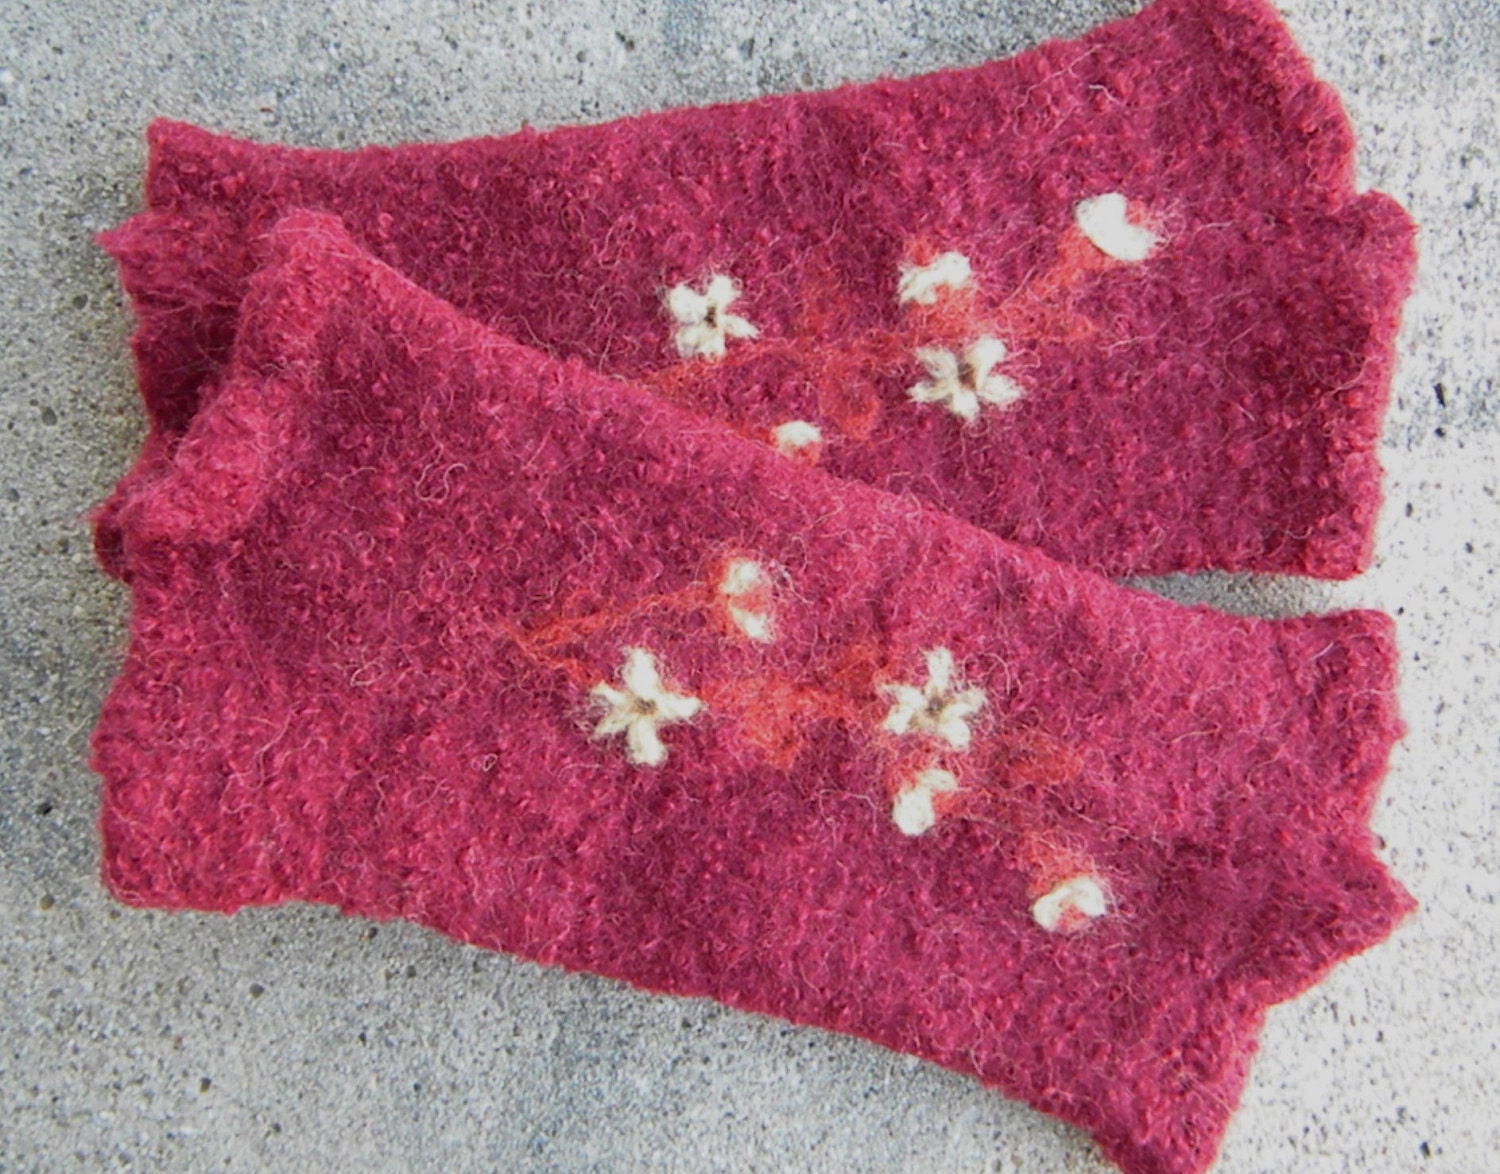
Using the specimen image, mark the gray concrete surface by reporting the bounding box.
[1,1,1494,1170]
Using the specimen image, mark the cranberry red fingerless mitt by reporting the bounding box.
[97,0,1416,580]
[93,211,1412,1174]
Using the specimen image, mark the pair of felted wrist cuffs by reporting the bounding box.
[90,2,1416,1172]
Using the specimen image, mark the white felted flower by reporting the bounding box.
[890,767,961,836]
[880,647,986,750]
[770,419,822,459]
[591,648,704,767]
[907,336,1024,423]
[717,557,774,644]
[665,274,759,359]
[897,251,973,305]
[1031,875,1109,932]
[1073,193,1159,262]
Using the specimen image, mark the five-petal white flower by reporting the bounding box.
[880,647,986,750]
[590,648,704,767]
[665,274,759,359]
[907,336,1023,423]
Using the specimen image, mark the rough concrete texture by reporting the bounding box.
[0,0,1494,1170]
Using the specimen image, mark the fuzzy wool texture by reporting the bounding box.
[12,0,1490,1171]
[92,212,1412,1174]
[96,0,1415,582]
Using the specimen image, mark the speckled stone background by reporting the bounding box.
[1,2,1494,1170]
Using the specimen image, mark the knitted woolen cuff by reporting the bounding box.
[96,0,1415,582]
[93,211,1411,1174]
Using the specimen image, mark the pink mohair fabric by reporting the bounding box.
[96,0,1416,582]
[92,212,1412,1174]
